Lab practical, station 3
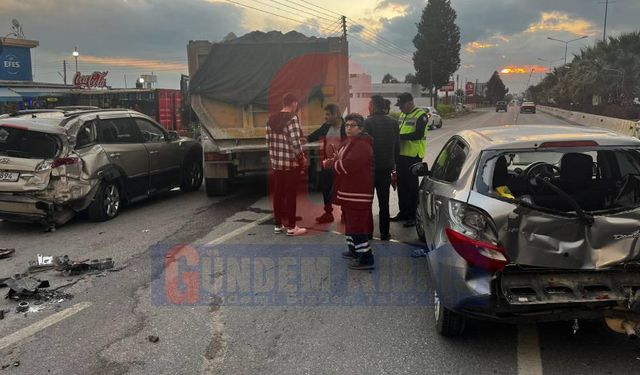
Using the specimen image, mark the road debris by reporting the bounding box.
[53,256,114,275]
[28,254,56,272]
[5,275,50,299]
[16,301,29,313]
[0,249,14,259]
[148,335,160,343]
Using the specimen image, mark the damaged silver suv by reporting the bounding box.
[0,109,203,229]
[414,125,640,337]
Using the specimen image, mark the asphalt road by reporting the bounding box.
[0,107,638,374]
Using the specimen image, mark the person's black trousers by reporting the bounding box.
[397,155,421,219]
[319,169,334,213]
[373,168,392,236]
[344,206,374,266]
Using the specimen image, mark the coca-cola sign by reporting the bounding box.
[73,71,108,88]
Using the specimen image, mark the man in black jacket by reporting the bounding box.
[307,104,346,223]
[364,95,399,240]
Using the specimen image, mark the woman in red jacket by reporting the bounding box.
[323,113,375,270]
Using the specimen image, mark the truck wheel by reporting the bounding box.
[86,181,121,221]
[205,178,229,196]
[181,156,203,192]
[434,290,466,337]
[437,119,443,129]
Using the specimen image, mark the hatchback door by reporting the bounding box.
[96,115,150,198]
[133,117,181,190]
[421,137,470,249]
[0,123,64,192]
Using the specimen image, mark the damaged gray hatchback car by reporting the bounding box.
[414,125,640,337]
[0,109,203,229]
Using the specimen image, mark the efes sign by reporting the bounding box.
[0,46,32,81]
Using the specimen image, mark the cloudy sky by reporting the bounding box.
[1,0,638,93]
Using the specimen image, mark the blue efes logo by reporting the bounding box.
[3,55,21,75]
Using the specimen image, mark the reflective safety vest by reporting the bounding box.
[399,107,427,158]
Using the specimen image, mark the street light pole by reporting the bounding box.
[547,36,589,65]
[72,46,79,73]
[537,57,564,72]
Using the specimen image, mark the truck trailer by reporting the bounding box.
[187,31,349,196]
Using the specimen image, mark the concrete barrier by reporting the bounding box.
[539,105,639,138]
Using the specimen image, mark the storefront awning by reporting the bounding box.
[0,88,22,102]
[9,87,72,98]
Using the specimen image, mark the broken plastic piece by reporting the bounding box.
[148,335,160,343]
[6,276,50,299]
[0,248,15,259]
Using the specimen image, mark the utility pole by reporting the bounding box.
[124,74,127,89]
[63,60,67,85]
[600,0,616,42]
[341,16,347,40]
[429,59,433,106]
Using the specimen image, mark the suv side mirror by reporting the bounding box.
[410,162,430,177]
[167,131,179,141]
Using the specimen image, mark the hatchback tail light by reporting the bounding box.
[446,200,509,273]
[51,157,80,169]
[445,228,508,272]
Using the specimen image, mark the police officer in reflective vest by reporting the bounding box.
[390,93,428,227]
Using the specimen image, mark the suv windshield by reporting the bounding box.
[477,148,640,214]
[0,127,61,159]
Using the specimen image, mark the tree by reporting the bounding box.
[382,73,399,84]
[413,0,461,105]
[404,73,418,84]
[486,71,509,103]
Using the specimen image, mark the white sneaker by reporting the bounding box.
[286,226,307,236]
[274,225,285,234]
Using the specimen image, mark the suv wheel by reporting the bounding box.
[87,181,121,221]
[181,156,203,192]
[434,290,466,337]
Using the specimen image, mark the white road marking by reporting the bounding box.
[0,302,92,351]
[205,214,272,246]
[517,324,543,375]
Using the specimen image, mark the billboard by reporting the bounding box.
[465,82,474,96]
[0,46,32,81]
[440,81,454,92]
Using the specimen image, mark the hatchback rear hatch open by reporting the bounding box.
[472,144,640,307]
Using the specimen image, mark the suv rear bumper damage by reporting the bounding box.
[0,192,85,226]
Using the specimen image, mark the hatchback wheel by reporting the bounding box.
[181,157,203,192]
[415,207,426,243]
[437,119,443,129]
[434,290,466,337]
[87,181,121,221]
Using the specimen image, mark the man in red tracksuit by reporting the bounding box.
[323,113,374,270]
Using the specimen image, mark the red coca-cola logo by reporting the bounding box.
[73,71,108,88]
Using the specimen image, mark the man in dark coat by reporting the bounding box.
[364,95,399,240]
[306,104,346,223]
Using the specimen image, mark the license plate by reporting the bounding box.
[0,171,19,182]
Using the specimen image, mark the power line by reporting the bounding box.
[262,0,339,24]
[349,34,412,64]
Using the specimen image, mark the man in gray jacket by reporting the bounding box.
[364,95,400,240]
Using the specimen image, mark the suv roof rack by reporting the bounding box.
[62,108,131,118]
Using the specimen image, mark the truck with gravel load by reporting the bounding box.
[187,31,349,196]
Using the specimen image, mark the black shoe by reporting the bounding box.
[315,212,334,224]
[380,234,391,241]
[296,216,303,221]
[390,214,406,222]
[348,261,375,270]
[403,220,416,228]
[342,251,357,259]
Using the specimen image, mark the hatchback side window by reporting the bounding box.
[134,118,166,143]
[431,138,469,183]
[75,121,97,149]
[97,118,141,144]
